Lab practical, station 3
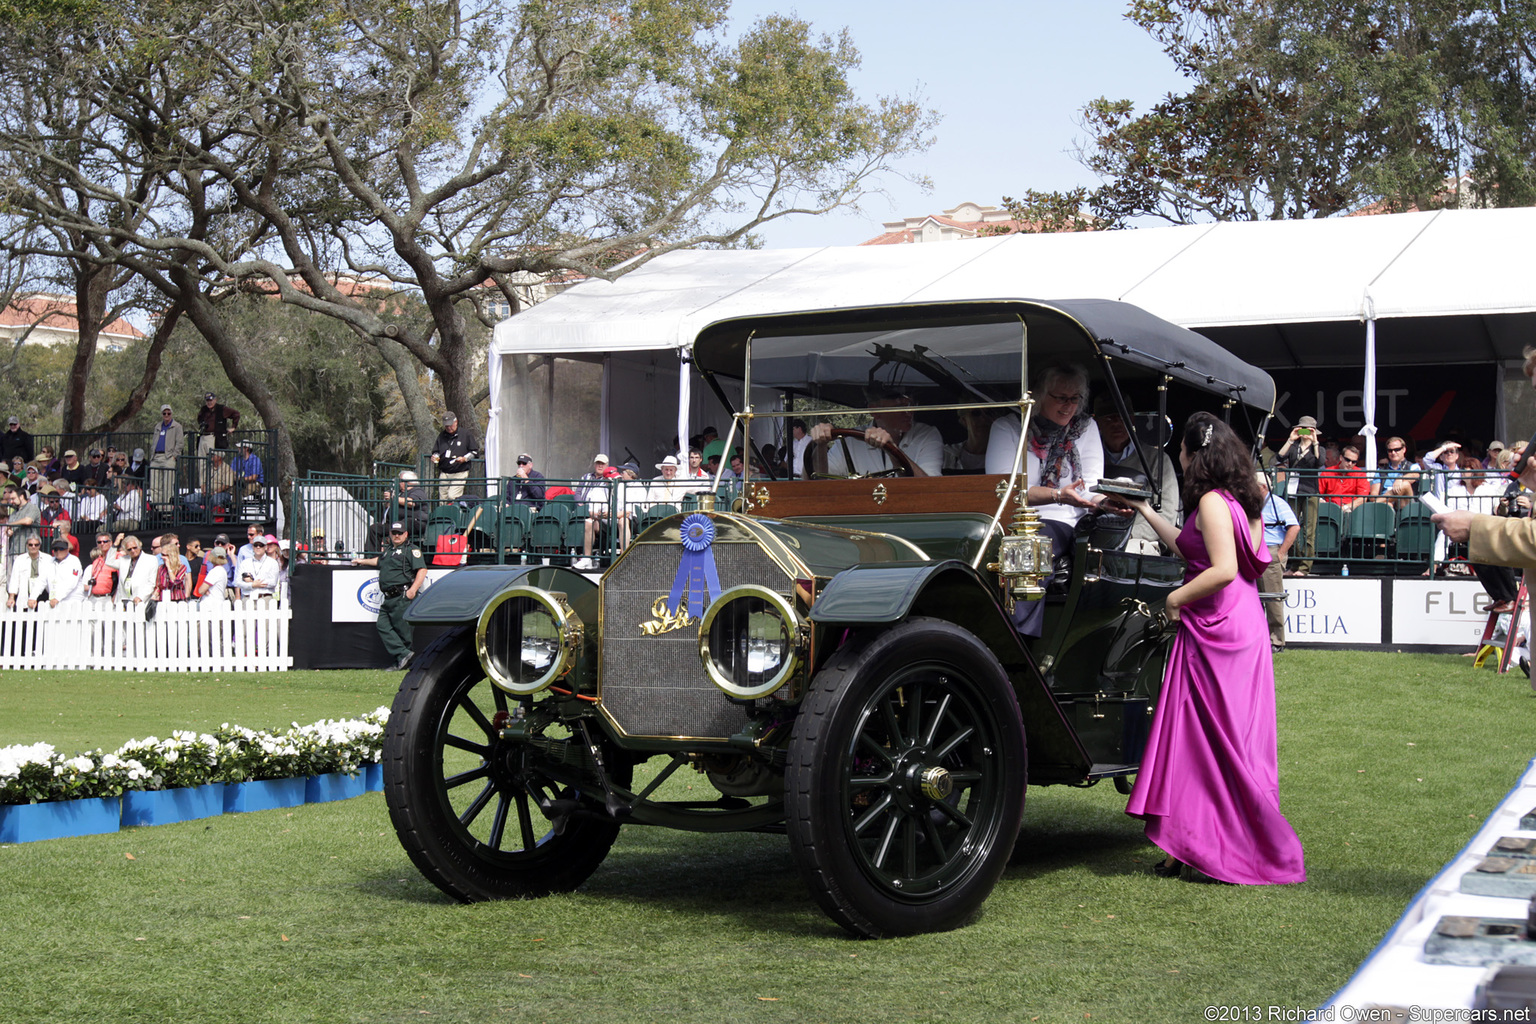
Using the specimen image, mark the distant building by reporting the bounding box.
[0,294,146,352]
[861,202,1030,245]
[476,271,581,321]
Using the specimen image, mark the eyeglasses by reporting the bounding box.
[25,541,40,548]
[1048,392,1085,405]
[1341,455,1358,464]
[1387,446,1404,453]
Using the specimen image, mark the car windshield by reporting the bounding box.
[747,317,1028,410]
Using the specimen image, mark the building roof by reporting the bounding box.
[860,201,1042,245]
[0,294,145,342]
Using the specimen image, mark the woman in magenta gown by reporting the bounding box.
[1121,412,1306,885]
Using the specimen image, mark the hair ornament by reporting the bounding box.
[1200,423,1213,449]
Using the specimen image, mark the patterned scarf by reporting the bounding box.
[1028,411,1093,489]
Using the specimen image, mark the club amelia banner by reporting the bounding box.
[329,569,454,623]
[1281,577,1511,648]
[1283,578,1382,645]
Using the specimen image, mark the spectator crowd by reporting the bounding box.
[0,406,277,616]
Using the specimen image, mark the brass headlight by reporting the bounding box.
[475,587,581,695]
[697,585,800,699]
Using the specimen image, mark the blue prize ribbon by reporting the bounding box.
[666,514,723,619]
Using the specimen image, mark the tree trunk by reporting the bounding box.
[376,335,436,456]
[424,293,480,448]
[176,278,299,502]
[85,301,183,435]
[61,264,112,438]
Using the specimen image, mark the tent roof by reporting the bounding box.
[492,208,1536,369]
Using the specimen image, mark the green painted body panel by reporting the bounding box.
[736,516,929,575]
[405,564,597,624]
[791,513,995,563]
[808,561,961,623]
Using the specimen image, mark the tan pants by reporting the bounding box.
[149,454,176,507]
[438,473,467,501]
[1262,545,1287,648]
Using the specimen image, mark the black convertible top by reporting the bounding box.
[691,298,1276,413]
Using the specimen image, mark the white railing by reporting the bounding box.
[0,601,292,672]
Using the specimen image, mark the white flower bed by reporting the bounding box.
[0,707,390,804]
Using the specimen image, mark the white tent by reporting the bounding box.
[488,208,1536,477]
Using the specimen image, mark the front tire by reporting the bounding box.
[383,626,628,901]
[786,617,1027,937]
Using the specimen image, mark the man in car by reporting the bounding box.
[1095,394,1180,553]
[808,388,942,477]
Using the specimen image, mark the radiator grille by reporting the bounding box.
[600,538,790,739]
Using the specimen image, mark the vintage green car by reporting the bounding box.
[382,299,1274,937]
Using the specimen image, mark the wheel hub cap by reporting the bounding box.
[918,765,953,801]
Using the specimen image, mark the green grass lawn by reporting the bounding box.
[1,651,1532,1023]
[0,668,396,752]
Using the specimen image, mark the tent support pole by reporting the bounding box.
[678,348,692,466]
[1363,305,1379,471]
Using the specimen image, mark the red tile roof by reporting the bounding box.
[0,294,144,340]
[859,204,1071,245]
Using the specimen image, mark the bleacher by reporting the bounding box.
[291,472,736,566]
[1272,464,1511,579]
[13,429,281,552]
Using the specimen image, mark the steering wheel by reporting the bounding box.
[813,427,917,479]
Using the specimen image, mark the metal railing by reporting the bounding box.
[1267,464,1527,579]
[3,431,280,550]
[289,472,735,565]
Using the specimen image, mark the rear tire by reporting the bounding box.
[786,617,1027,937]
[383,626,628,900]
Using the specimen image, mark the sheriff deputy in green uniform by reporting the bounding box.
[352,520,428,670]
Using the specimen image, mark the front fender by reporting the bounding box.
[809,559,1093,786]
[406,564,597,625]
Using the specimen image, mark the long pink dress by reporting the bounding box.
[1126,489,1306,884]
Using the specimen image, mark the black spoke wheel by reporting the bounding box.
[383,625,629,901]
[787,617,1027,937]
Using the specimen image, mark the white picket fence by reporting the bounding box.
[0,601,292,671]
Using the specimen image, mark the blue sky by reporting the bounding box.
[722,1,1190,248]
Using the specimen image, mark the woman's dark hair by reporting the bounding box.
[1180,411,1264,518]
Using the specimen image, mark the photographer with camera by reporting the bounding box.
[1276,415,1323,576]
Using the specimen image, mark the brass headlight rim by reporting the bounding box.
[696,584,801,700]
[475,585,579,696]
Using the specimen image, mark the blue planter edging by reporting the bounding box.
[224,777,308,814]
[305,772,366,804]
[3,769,380,843]
[123,784,227,827]
[0,796,122,843]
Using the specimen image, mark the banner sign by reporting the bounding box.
[1389,579,1504,648]
[330,568,452,623]
[1283,577,1382,644]
[1267,363,1498,446]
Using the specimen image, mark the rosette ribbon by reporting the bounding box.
[666,513,723,620]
